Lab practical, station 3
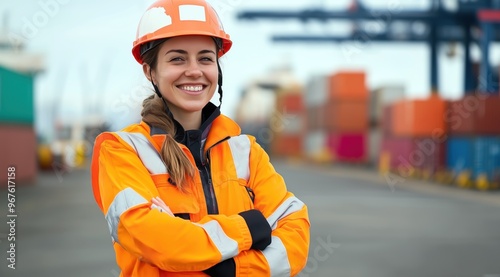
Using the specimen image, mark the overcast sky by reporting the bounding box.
[1,0,498,138]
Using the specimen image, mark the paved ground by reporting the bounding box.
[0,160,499,277]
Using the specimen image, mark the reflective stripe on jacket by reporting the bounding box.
[91,114,310,276]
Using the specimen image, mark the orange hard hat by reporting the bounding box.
[132,0,232,64]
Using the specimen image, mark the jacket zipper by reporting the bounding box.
[201,165,218,214]
[200,136,230,215]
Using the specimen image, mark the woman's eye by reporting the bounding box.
[169,57,184,62]
[200,57,214,62]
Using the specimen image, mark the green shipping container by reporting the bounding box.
[0,66,34,124]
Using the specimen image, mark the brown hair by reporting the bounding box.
[140,42,194,191]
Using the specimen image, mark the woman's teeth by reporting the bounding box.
[180,85,203,92]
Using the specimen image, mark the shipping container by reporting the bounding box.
[446,137,474,184]
[0,124,37,185]
[474,137,500,190]
[269,110,304,135]
[381,105,393,136]
[446,136,500,190]
[270,133,303,158]
[303,131,332,163]
[318,100,369,132]
[448,95,500,135]
[0,66,35,124]
[392,96,447,137]
[380,136,446,178]
[276,93,304,114]
[326,132,367,163]
[305,71,368,108]
[370,85,405,127]
[305,75,328,107]
[328,71,368,101]
[305,106,320,131]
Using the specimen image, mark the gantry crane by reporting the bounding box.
[237,0,500,94]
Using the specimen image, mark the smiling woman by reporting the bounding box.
[142,36,220,129]
[90,0,310,276]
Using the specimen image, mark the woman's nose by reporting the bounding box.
[184,62,203,77]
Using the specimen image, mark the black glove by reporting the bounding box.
[239,209,272,251]
[203,258,236,277]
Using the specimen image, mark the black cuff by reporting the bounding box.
[239,209,272,250]
[203,258,236,277]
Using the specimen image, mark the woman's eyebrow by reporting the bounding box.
[165,49,187,55]
[199,50,216,55]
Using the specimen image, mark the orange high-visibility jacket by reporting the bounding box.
[91,114,310,277]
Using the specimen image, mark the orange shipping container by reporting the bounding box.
[392,97,447,137]
[328,71,368,101]
[319,100,369,132]
[270,134,303,157]
[276,93,304,114]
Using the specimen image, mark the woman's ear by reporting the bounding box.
[142,63,154,83]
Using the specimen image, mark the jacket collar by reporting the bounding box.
[148,102,220,144]
[139,102,241,162]
[204,113,241,151]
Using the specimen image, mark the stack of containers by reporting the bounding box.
[379,95,448,179]
[270,86,305,158]
[0,66,37,186]
[370,85,406,128]
[304,75,331,162]
[369,86,405,166]
[446,94,500,190]
[304,71,369,163]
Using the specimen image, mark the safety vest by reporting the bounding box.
[91,115,310,276]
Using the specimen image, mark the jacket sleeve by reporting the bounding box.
[235,136,311,276]
[92,133,267,272]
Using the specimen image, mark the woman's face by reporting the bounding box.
[151,35,218,116]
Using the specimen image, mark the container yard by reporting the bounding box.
[235,1,500,191]
[0,1,499,276]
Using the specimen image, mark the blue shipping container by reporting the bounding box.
[446,137,474,175]
[474,137,500,183]
[447,136,500,185]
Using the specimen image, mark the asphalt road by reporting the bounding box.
[1,160,499,277]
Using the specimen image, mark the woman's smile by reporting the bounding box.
[176,84,207,95]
